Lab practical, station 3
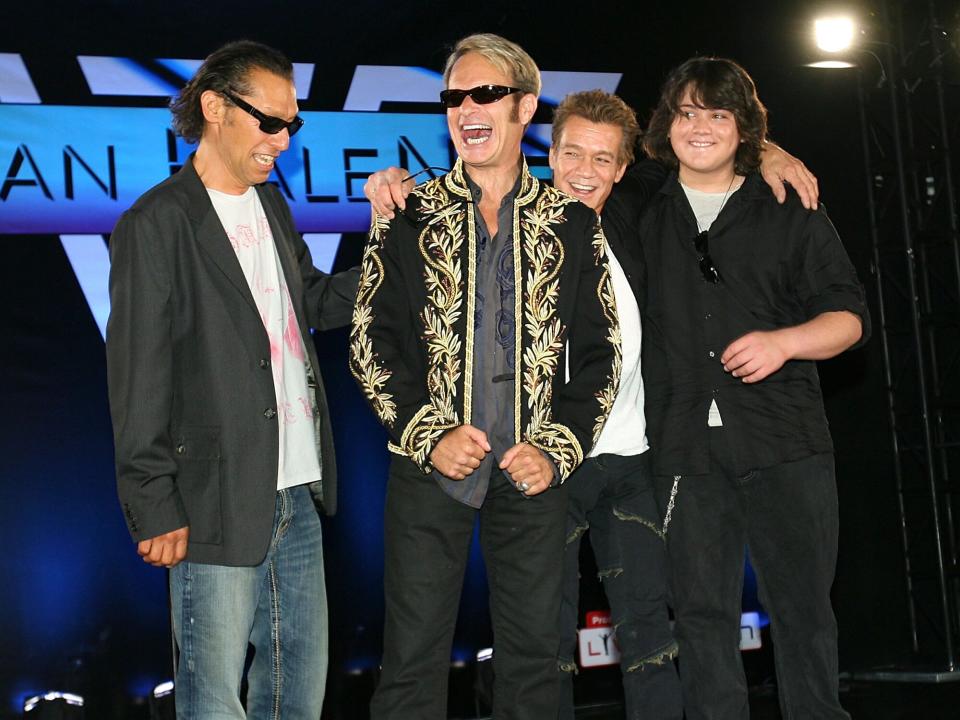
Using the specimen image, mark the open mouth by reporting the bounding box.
[461,124,492,146]
[253,153,277,168]
[568,181,596,195]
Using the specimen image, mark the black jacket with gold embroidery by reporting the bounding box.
[349,158,621,481]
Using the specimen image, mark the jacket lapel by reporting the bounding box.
[258,184,307,327]
[179,157,260,315]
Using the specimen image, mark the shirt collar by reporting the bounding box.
[462,162,525,210]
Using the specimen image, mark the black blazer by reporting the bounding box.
[106,158,359,566]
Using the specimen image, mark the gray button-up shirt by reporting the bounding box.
[433,171,520,507]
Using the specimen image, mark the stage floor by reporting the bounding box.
[557,678,960,720]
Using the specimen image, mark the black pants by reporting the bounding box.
[371,456,569,720]
[558,452,682,720]
[656,428,850,720]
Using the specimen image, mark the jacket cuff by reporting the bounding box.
[526,423,584,482]
[120,487,188,543]
[399,404,459,473]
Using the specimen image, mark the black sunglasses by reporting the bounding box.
[694,230,721,284]
[439,84,523,109]
[222,90,304,136]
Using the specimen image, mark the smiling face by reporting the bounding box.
[669,85,741,190]
[199,67,299,194]
[445,52,536,180]
[549,115,626,214]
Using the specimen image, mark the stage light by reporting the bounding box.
[807,59,857,69]
[22,692,84,718]
[472,648,494,716]
[148,681,175,720]
[151,681,173,699]
[815,16,857,53]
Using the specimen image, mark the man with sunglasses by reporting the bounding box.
[106,40,358,719]
[638,57,867,719]
[349,33,621,719]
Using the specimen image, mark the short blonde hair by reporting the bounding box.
[442,33,541,96]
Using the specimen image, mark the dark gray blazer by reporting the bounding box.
[106,157,359,566]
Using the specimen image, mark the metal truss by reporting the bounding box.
[858,0,960,680]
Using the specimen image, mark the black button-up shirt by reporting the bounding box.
[639,172,870,477]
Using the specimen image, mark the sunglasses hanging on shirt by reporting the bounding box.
[693,230,721,284]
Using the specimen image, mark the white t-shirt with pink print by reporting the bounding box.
[207,186,321,491]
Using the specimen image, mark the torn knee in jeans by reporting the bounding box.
[558,659,578,674]
[613,506,665,540]
[624,641,679,672]
[565,521,588,545]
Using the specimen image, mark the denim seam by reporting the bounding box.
[612,506,665,540]
[565,521,589,545]
[597,566,623,579]
[276,489,291,545]
[624,639,679,672]
[269,560,282,720]
[182,568,194,673]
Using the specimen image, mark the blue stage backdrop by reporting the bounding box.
[0,2,905,716]
[0,50,631,716]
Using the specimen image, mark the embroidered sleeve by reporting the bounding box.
[350,212,399,426]
[348,188,463,473]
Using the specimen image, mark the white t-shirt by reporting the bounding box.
[680,181,742,428]
[207,187,322,490]
[589,242,648,457]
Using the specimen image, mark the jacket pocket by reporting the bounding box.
[173,425,222,545]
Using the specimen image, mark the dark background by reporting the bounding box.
[0,0,938,716]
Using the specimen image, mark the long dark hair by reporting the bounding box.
[642,57,768,175]
[169,40,294,144]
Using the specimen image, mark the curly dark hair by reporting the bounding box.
[642,57,768,176]
[169,40,294,144]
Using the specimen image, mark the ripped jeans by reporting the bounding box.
[558,451,682,720]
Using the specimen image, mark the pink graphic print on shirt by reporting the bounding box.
[228,220,311,427]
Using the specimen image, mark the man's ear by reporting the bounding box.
[200,89,226,125]
[548,144,557,172]
[614,162,627,183]
[518,93,537,126]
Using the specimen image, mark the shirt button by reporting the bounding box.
[259,358,270,369]
[709,351,715,358]
[704,312,712,320]
[264,408,277,419]
[712,388,719,396]
[176,443,185,455]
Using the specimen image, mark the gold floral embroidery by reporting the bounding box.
[592,221,622,442]
[592,219,606,265]
[352,160,619,477]
[396,175,469,467]
[518,185,586,478]
[349,211,397,425]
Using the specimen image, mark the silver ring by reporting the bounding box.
[519,481,530,492]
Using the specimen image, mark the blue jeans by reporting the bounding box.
[558,452,681,720]
[170,485,328,719]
